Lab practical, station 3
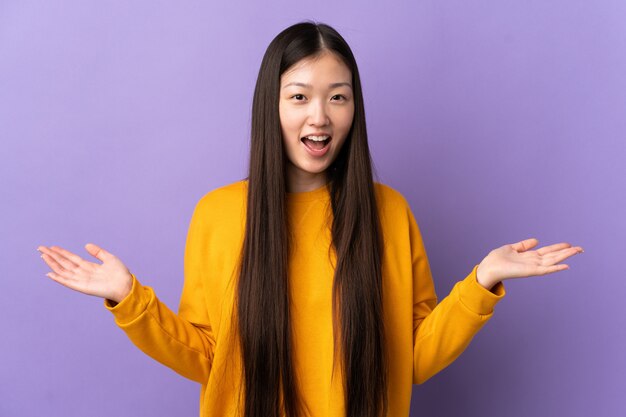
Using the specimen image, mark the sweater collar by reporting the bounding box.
[286,181,331,203]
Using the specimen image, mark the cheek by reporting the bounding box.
[279,107,301,136]
[338,106,355,132]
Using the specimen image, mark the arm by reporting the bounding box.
[104,274,215,383]
[407,208,505,384]
[104,197,216,383]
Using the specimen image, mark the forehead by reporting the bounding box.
[280,52,351,84]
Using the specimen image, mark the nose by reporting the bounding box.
[307,99,329,126]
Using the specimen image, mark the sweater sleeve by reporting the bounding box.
[103,197,216,384]
[408,206,505,385]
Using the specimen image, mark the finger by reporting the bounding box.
[533,263,570,276]
[542,247,582,265]
[536,242,572,256]
[39,247,79,271]
[510,238,539,253]
[49,246,90,267]
[45,271,82,291]
[40,253,74,277]
[85,243,114,263]
[547,264,570,273]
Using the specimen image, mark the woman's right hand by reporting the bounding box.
[37,243,133,304]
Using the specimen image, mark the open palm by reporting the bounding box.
[477,238,584,289]
[37,243,133,303]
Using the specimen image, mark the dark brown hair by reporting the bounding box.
[236,20,388,417]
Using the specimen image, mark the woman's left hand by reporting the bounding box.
[476,238,584,290]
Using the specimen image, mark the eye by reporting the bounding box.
[291,94,306,101]
[332,94,347,101]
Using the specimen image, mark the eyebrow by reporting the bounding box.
[282,82,352,90]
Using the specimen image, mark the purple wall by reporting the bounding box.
[2,1,624,416]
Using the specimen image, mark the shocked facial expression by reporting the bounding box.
[279,51,355,192]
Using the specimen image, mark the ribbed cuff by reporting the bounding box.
[457,264,506,315]
[103,273,152,325]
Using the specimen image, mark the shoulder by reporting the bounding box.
[373,182,420,242]
[373,181,411,211]
[194,178,248,216]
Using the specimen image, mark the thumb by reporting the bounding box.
[510,238,539,253]
[85,243,113,262]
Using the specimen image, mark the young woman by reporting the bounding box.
[37,21,583,417]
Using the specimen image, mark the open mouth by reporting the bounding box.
[301,136,332,151]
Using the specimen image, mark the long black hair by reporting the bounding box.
[236,20,388,417]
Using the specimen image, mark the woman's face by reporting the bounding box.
[279,51,354,193]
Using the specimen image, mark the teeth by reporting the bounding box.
[304,135,330,141]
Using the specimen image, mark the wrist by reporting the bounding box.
[476,263,496,291]
[111,273,133,304]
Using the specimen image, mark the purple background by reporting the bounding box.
[2,1,624,416]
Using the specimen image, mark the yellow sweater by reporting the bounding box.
[104,180,505,416]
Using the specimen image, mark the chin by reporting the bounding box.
[293,161,329,175]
